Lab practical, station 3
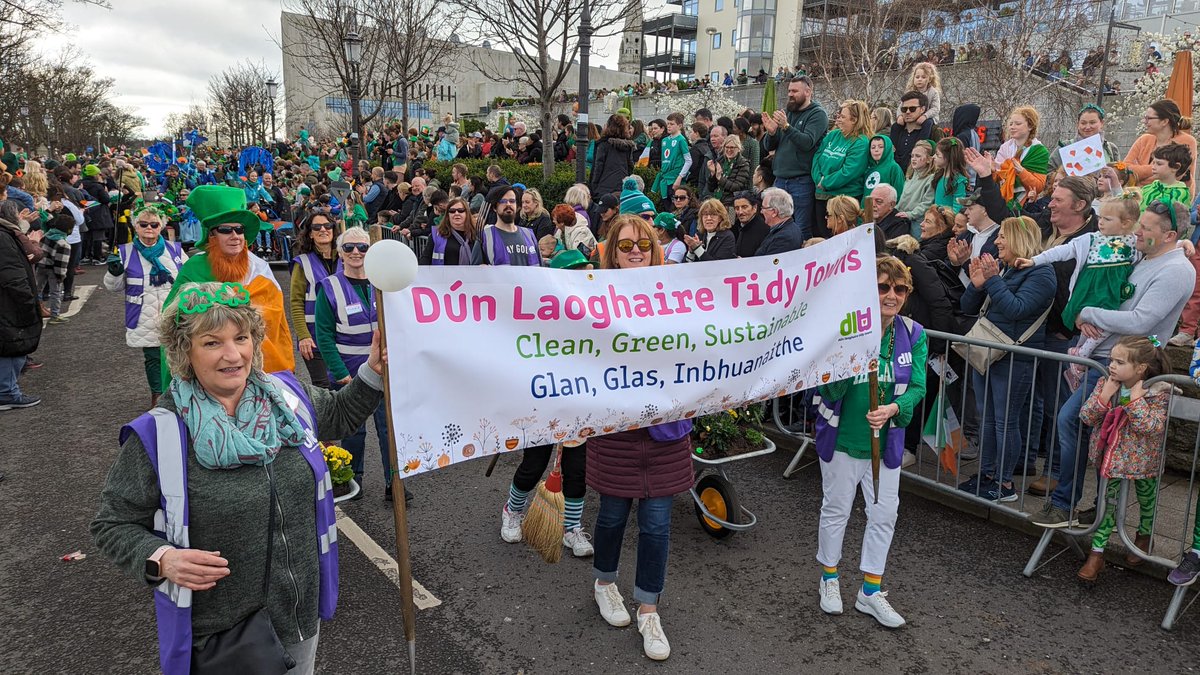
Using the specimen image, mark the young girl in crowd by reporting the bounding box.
[1076,336,1171,584]
[994,106,1049,207]
[931,138,969,212]
[897,140,936,229]
[1016,190,1142,389]
[903,62,942,124]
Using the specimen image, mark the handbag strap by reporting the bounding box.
[1014,304,1053,345]
[262,463,278,599]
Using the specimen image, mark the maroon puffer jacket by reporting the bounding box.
[585,428,693,499]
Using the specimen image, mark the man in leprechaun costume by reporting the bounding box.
[160,185,294,390]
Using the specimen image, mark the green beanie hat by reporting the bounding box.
[82,164,101,177]
[64,153,78,162]
[619,176,655,215]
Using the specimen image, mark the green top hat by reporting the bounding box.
[549,249,592,270]
[187,185,262,247]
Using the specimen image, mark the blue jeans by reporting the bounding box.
[592,494,673,605]
[0,356,26,400]
[342,399,392,488]
[774,175,814,241]
[1050,358,1107,511]
[973,357,1036,486]
[1030,335,1073,475]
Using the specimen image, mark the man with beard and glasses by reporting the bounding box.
[158,185,294,390]
[761,76,828,241]
[479,187,540,266]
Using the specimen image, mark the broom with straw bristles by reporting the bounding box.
[522,443,565,563]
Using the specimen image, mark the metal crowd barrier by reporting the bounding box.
[772,327,1200,629]
[380,231,432,263]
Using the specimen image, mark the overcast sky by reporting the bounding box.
[36,0,644,138]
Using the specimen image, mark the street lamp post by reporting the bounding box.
[1096,6,1140,108]
[42,113,53,156]
[343,29,364,165]
[265,78,279,147]
[575,0,592,184]
[19,105,29,143]
[212,112,221,148]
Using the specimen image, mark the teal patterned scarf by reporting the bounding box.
[170,371,307,469]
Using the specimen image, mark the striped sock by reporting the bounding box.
[563,497,585,531]
[507,484,531,514]
[821,565,838,581]
[862,573,882,596]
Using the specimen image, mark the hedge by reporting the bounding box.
[419,158,660,205]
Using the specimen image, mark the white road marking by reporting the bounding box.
[334,506,441,610]
[56,284,97,320]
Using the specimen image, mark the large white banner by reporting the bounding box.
[382,227,880,477]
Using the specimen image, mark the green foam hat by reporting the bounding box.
[549,249,592,270]
[187,185,262,247]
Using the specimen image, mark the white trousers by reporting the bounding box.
[816,450,901,576]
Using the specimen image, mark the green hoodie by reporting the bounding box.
[863,134,906,198]
[813,130,870,200]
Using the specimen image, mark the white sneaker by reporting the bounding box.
[819,577,843,615]
[855,588,906,628]
[500,505,524,543]
[594,581,631,627]
[637,611,671,660]
[901,449,917,469]
[563,527,594,557]
[1168,331,1195,347]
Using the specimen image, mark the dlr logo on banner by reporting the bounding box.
[839,308,873,337]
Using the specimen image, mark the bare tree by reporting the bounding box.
[206,61,281,149]
[4,56,143,151]
[455,0,632,178]
[369,0,464,132]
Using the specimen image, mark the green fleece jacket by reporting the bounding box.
[896,170,936,221]
[813,130,871,200]
[91,370,384,647]
[934,173,970,212]
[760,102,828,178]
[863,134,906,198]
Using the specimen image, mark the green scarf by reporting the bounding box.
[169,371,307,470]
[44,229,67,242]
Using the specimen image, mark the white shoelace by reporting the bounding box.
[600,585,624,613]
[870,591,895,612]
[640,613,664,640]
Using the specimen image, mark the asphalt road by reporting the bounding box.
[1,270,1197,674]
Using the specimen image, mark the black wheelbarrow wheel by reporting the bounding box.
[694,473,742,539]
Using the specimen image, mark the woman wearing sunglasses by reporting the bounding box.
[588,215,690,661]
[813,255,928,629]
[314,227,399,502]
[669,184,699,237]
[289,211,342,389]
[103,203,188,407]
[424,196,482,266]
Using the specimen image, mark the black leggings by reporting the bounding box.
[512,443,586,499]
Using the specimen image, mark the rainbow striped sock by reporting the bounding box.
[821,565,838,581]
[862,573,882,596]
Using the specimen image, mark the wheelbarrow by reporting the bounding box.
[690,437,776,539]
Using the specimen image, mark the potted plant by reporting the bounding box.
[322,442,357,499]
[692,404,772,460]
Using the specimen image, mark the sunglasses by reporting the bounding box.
[342,242,370,253]
[639,213,655,221]
[135,221,161,229]
[878,282,911,295]
[672,194,688,201]
[497,198,517,205]
[213,225,244,235]
[447,208,467,214]
[900,106,920,113]
[616,238,654,253]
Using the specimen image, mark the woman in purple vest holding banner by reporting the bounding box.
[314,227,399,501]
[103,203,188,408]
[92,281,387,675]
[288,210,341,389]
[814,255,928,629]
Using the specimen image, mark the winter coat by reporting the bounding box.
[1081,378,1169,479]
[736,214,769,258]
[707,154,752,206]
[0,218,41,357]
[81,177,115,232]
[888,236,961,335]
[589,137,637,197]
[920,229,954,265]
[875,209,911,240]
[813,130,870,200]
[761,102,828,178]
[951,104,981,155]
[520,212,555,242]
[755,218,805,256]
[960,263,1057,359]
[557,222,597,254]
[103,243,188,348]
[687,228,736,262]
[896,171,936,223]
[863,134,906,197]
[674,207,698,237]
[586,427,693,499]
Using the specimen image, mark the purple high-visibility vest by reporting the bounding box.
[119,241,183,330]
[483,224,540,266]
[292,253,341,349]
[317,272,375,375]
[120,371,338,675]
[814,316,922,470]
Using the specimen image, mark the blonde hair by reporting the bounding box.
[906,62,942,93]
[522,187,549,218]
[23,160,48,197]
[697,198,732,232]
[564,184,591,208]
[1099,188,1143,226]
[160,282,265,381]
[999,216,1044,259]
[601,215,664,269]
[1008,106,1040,145]
[838,100,873,140]
[871,107,894,133]
[826,195,861,234]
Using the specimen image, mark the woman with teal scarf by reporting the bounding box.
[103,204,190,407]
[92,281,387,674]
